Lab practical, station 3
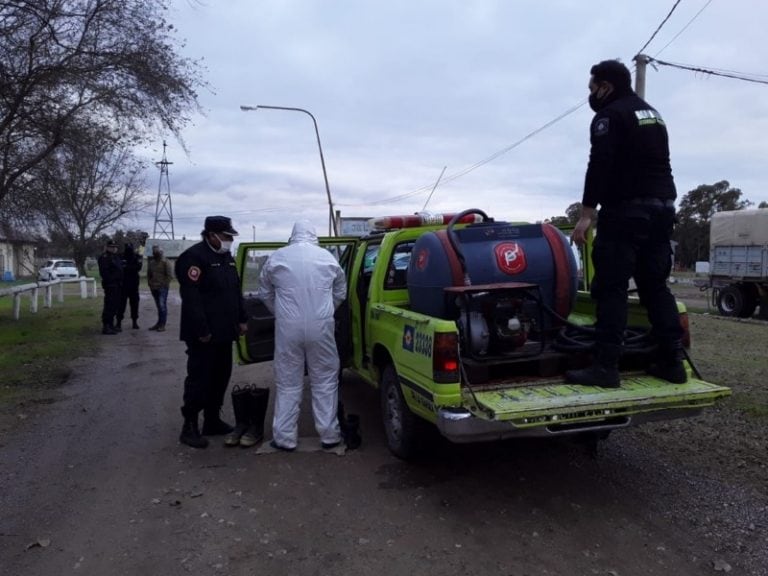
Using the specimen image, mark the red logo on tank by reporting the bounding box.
[495,242,527,275]
[415,248,429,271]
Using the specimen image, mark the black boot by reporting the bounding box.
[647,341,688,384]
[179,407,208,448]
[240,387,269,448]
[132,319,139,329]
[337,401,361,450]
[202,408,234,436]
[102,323,117,335]
[565,344,622,388]
[342,413,362,450]
[224,385,251,447]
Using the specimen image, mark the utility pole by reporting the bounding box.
[634,53,650,99]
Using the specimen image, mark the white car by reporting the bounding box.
[38,259,79,281]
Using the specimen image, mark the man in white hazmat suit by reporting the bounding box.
[258,220,348,451]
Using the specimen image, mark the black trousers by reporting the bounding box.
[101,286,121,326]
[591,204,683,350]
[182,340,233,415]
[118,285,140,321]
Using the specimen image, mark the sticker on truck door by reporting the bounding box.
[403,325,415,352]
[402,325,432,357]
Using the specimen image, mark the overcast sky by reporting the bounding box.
[130,0,768,242]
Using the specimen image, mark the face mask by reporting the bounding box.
[215,235,233,254]
[588,85,609,112]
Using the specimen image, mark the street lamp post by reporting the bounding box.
[240,104,338,236]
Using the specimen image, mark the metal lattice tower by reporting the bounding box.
[152,141,175,239]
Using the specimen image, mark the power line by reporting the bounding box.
[636,0,684,55]
[336,98,587,208]
[647,57,768,85]
[653,0,714,56]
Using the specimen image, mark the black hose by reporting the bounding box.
[446,209,491,285]
[518,287,656,353]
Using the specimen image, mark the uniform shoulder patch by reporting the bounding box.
[593,117,610,136]
[187,265,201,282]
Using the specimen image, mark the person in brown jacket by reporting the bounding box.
[147,245,172,331]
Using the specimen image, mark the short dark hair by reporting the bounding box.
[590,60,632,91]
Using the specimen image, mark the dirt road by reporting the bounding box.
[1,292,766,576]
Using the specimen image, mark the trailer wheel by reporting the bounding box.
[380,363,420,460]
[738,284,759,318]
[717,285,756,318]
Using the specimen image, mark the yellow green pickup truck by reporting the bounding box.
[236,209,731,459]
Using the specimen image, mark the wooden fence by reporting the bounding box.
[0,277,98,320]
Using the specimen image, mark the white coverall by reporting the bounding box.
[258,220,348,449]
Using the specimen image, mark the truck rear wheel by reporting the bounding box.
[380,363,420,460]
[717,285,756,318]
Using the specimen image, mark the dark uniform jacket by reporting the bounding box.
[98,252,124,289]
[583,89,676,209]
[175,240,247,343]
[121,246,143,290]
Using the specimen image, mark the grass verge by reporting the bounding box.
[0,292,101,407]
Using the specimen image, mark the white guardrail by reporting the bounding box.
[0,277,98,320]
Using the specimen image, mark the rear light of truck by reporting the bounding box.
[680,312,691,348]
[433,332,460,383]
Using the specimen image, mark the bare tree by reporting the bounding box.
[32,125,150,274]
[0,0,203,207]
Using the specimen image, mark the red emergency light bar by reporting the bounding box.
[369,212,484,230]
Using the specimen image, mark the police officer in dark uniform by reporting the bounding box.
[97,239,124,335]
[116,242,143,331]
[567,59,686,388]
[175,216,249,448]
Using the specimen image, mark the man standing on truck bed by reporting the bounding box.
[568,59,686,388]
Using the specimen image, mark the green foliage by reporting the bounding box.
[673,181,752,268]
[548,202,582,226]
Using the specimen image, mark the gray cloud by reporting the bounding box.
[135,0,768,241]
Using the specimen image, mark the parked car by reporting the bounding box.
[38,259,79,281]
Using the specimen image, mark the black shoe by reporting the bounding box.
[565,365,621,388]
[341,414,362,450]
[148,323,159,331]
[202,416,234,436]
[647,362,687,384]
[114,321,122,333]
[321,441,341,450]
[180,422,209,449]
[132,320,139,329]
[102,324,117,335]
[269,439,295,452]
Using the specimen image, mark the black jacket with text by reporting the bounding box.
[582,89,676,209]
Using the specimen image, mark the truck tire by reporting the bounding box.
[717,285,756,318]
[738,284,759,318]
[380,363,420,460]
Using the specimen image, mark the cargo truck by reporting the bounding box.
[236,209,731,460]
[707,209,768,319]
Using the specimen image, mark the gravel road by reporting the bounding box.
[1,292,766,576]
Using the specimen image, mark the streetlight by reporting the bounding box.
[240,104,338,236]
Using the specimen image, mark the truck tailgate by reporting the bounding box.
[464,375,731,428]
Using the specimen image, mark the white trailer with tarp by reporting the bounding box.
[708,209,768,318]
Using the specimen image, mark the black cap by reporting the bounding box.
[203,215,238,236]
